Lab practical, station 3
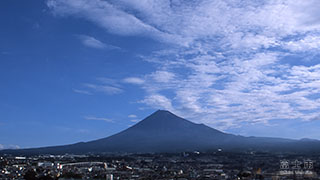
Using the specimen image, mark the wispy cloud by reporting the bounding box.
[77,35,120,50]
[123,77,145,85]
[130,119,139,123]
[84,83,123,95]
[97,77,122,87]
[72,88,93,95]
[84,116,114,123]
[74,78,123,96]
[128,114,137,118]
[49,0,320,130]
[47,0,184,44]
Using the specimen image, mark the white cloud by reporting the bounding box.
[47,0,181,44]
[97,77,120,86]
[123,77,145,85]
[76,78,123,95]
[150,71,175,83]
[48,0,320,47]
[77,35,106,49]
[284,35,320,52]
[49,0,320,130]
[84,83,123,95]
[141,94,174,112]
[84,116,114,123]
[128,114,137,118]
[72,88,93,95]
[77,35,121,50]
[130,119,140,123]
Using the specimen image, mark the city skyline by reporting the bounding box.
[1,0,320,149]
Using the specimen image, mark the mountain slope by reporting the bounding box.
[2,110,320,155]
[85,110,234,152]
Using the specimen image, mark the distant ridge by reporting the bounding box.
[2,110,320,155]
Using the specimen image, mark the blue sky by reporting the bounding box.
[1,0,320,149]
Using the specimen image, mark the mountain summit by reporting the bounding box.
[130,110,224,135]
[2,110,320,155]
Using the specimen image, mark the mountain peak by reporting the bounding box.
[133,110,192,129]
[152,109,177,116]
[153,109,174,115]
